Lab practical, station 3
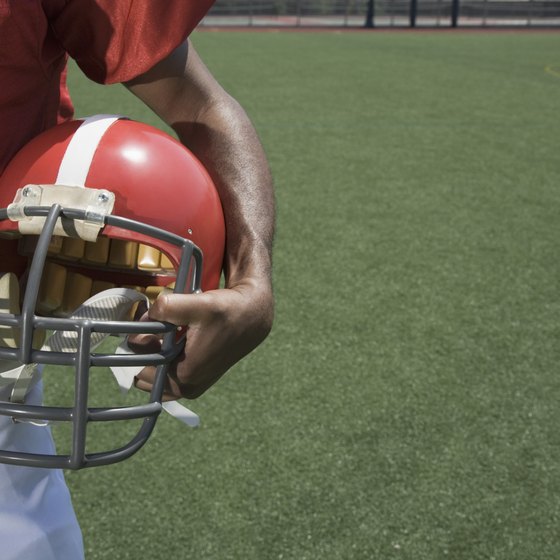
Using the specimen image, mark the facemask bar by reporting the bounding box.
[0,202,203,469]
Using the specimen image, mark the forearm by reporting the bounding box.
[125,41,275,295]
[172,95,275,293]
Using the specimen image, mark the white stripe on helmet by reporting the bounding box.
[56,115,124,187]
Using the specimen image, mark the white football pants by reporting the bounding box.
[0,382,84,560]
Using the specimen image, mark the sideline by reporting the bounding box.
[197,24,560,34]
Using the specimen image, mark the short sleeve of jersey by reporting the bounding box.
[46,0,214,84]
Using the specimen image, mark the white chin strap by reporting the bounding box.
[113,338,200,427]
[0,283,199,428]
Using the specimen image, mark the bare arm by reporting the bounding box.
[125,40,275,398]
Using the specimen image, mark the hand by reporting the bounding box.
[129,280,273,400]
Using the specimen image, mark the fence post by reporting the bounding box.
[451,0,460,26]
[410,0,418,26]
[365,0,375,27]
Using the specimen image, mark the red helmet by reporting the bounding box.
[0,115,225,292]
[0,115,225,469]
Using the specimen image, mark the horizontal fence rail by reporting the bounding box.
[201,0,560,27]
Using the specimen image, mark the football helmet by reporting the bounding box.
[0,115,225,469]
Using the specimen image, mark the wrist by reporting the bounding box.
[223,235,273,291]
[225,272,274,336]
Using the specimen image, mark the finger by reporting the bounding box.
[133,299,149,321]
[134,377,176,401]
[126,333,162,353]
[126,305,159,351]
[133,375,154,394]
[149,291,220,325]
[134,367,182,401]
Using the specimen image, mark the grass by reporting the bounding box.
[49,29,560,559]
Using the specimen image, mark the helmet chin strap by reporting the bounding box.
[113,340,200,427]
[0,281,199,428]
[0,362,42,409]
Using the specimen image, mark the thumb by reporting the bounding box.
[148,291,218,325]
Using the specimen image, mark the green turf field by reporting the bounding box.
[54,30,560,559]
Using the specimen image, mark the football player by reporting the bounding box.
[0,2,274,558]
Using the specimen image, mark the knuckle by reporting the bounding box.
[149,294,168,319]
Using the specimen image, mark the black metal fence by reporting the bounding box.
[201,0,560,27]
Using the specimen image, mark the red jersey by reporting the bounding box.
[0,0,213,173]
